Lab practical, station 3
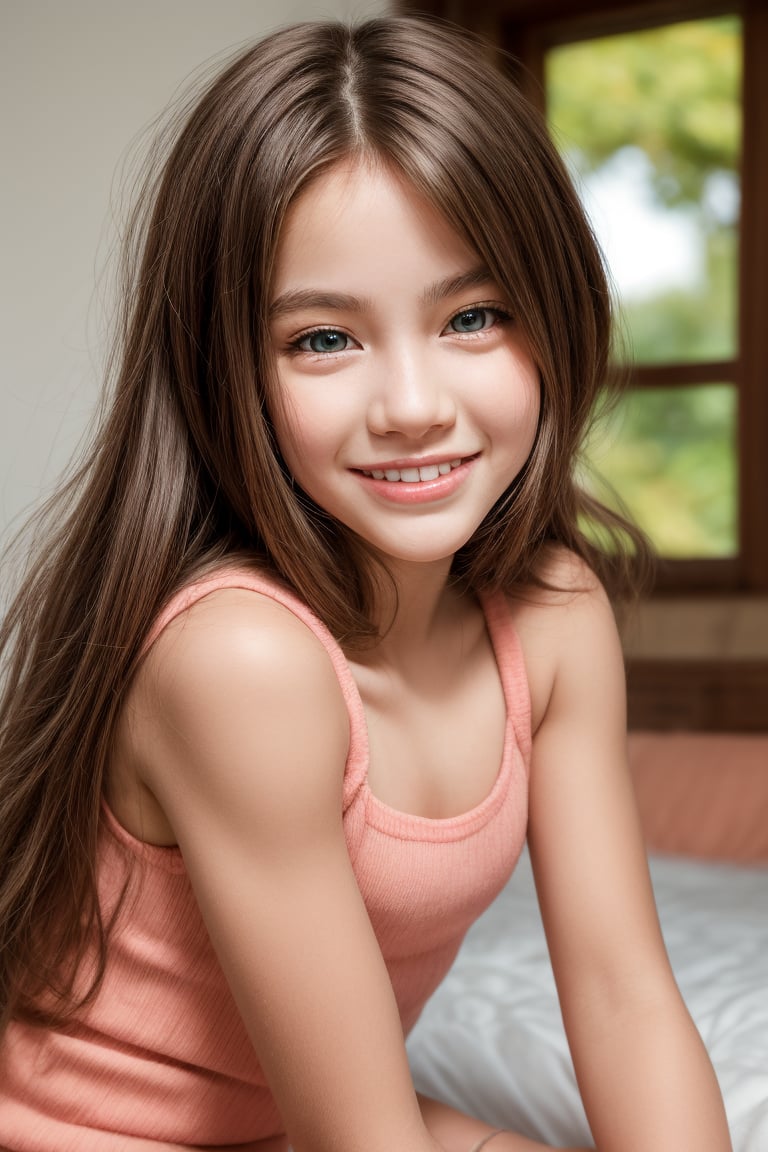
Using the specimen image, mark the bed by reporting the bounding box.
[407,732,768,1151]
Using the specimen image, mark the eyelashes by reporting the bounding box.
[445,306,511,335]
[286,304,513,358]
[291,329,358,355]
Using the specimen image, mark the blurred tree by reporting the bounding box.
[547,16,742,556]
[547,17,741,208]
[585,386,737,556]
[618,227,737,364]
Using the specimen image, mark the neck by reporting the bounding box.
[366,556,460,667]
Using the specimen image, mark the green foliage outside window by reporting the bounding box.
[547,18,741,208]
[547,18,742,557]
[583,386,737,557]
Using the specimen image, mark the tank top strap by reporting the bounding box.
[479,590,532,772]
[142,567,370,809]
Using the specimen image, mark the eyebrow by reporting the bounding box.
[269,289,371,319]
[421,266,498,306]
[269,264,498,320]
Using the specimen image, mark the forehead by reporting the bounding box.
[271,160,483,297]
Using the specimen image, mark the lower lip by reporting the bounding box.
[353,458,475,505]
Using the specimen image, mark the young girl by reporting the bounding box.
[0,16,732,1152]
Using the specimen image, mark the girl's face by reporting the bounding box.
[268,160,540,568]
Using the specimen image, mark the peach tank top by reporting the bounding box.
[0,569,531,1151]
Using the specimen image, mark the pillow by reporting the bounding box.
[628,731,768,862]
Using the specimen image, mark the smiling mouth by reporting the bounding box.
[359,458,464,483]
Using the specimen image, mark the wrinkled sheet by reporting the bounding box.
[407,848,768,1150]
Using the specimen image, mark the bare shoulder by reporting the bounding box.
[506,547,621,734]
[143,586,345,712]
[113,588,350,844]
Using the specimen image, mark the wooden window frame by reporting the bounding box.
[398,0,768,599]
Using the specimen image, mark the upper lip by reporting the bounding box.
[353,452,475,471]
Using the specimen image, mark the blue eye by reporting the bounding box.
[448,308,495,334]
[299,330,350,354]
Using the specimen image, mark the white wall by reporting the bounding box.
[0,0,389,544]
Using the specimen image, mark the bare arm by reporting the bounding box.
[130,591,441,1152]
[520,561,732,1152]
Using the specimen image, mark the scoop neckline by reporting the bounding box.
[102,572,530,852]
[338,590,530,840]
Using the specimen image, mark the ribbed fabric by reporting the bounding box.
[0,570,531,1150]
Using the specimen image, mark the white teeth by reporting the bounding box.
[363,458,465,482]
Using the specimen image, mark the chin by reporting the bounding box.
[362,536,473,568]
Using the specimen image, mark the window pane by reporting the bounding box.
[584,385,738,558]
[547,18,742,365]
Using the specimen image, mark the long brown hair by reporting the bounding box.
[0,16,648,1034]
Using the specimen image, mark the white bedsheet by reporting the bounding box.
[407,848,768,1150]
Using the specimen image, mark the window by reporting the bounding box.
[399,0,768,597]
[547,18,741,565]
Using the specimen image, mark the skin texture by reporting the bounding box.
[109,162,732,1152]
[268,160,541,572]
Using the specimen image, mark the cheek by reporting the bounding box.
[485,361,541,441]
[270,387,341,488]
[488,372,542,485]
[522,377,543,443]
[269,395,306,478]
[270,382,315,459]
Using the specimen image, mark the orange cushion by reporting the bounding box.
[628,731,768,862]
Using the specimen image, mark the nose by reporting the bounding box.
[366,348,456,439]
